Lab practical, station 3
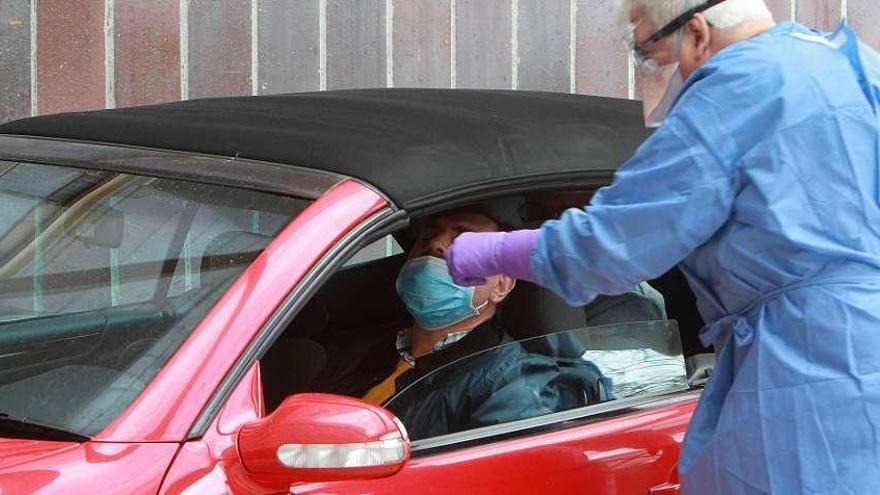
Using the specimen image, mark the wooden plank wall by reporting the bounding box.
[0,0,31,121]
[392,0,451,87]
[36,0,105,114]
[0,0,875,122]
[114,0,180,107]
[258,0,321,93]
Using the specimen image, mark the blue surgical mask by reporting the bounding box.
[395,256,488,331]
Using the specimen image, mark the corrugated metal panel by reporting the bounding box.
[114,0,180,106]
[36,0,105,114]
[326,0,387,89]
[0,0,31,121]
[455,0,511,89]
[518,0,570,92]
[258,0,321,94]
[392,0,451,88]
[187,0,251,99]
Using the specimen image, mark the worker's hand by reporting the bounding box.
[448,229,541,286]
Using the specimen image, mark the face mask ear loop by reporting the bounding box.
[472,275,506,315]
[474,300,490,314]
[674,0,695,63]
[675,27,685,62]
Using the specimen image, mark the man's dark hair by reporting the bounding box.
[419,204,512,232]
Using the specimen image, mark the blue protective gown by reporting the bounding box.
[532,22,880,494]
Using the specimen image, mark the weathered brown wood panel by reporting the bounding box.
[765,0,791,21]
[456,0,512,89]
[849,0,880,51]
[37,0,104,114]
[258,0,320,94]
[518,0,570,92]
[115,0,180,106]
[576,0,627,98]
[796,0,841,30]
[392,0,451,88]
[0,0,31,121]
[326,0,386,89]
[188,0,251,98]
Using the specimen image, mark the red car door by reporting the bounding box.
[313,393,696,494]
[161,360,696,494]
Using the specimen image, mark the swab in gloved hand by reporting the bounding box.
[447,229,541,285]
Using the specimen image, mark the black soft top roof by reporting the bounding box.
[0,89,650,209]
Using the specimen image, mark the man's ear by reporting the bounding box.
[489,275,517,304]
[685,13,712,60]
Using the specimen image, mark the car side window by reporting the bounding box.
[166,204,293,297]
[344,235,404,266]
[0,173,303,316]
[384,320,688,441]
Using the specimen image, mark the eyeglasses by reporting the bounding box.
[631,0,729,75]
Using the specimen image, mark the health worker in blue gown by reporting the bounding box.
[447,0,880,493]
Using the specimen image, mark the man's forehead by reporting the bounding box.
[425,211,498,230]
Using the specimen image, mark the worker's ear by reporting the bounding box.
[684,13,713,62]
[489,275,517,304]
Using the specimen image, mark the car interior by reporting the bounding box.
[259,189,712,417]
[0,172,301,437]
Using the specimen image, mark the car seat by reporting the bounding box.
[500,281,667,341]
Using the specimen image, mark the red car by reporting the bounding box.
[0,90,709,494]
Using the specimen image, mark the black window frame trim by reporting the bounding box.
[0,135,345,200]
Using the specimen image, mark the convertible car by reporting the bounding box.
[0,89,710,494]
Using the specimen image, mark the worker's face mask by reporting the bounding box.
[395,256,488,331]
[636,29,686,128]
[638,61,684,128]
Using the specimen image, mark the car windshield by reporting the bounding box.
[0,162,311,438]
[385,320,688,441]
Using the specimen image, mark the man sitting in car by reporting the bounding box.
[362,207,666,440]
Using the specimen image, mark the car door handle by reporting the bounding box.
[648,482,681,495]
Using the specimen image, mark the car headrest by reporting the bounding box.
[201,231,272,273]
[501,281,586,340]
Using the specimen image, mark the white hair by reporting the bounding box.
[617,0,773,31]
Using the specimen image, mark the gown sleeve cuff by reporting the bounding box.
[499,229,542,283]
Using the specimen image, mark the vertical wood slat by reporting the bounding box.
[326,0,386,90]
[517,0,570,92]
[849,0,880,51]
[0,0,32,121]
[764,0,792,21]
[258,0,320,94]
[187,0,251,99]
[796,0,842,30]
[392,0,451,88]
[455,0,511,89]
[576,0,627,98]
[114,0,180,106]
[36,0,105,114]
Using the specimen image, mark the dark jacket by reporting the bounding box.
[386,321,610,441]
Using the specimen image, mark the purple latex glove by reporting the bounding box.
[447,229,541,286]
